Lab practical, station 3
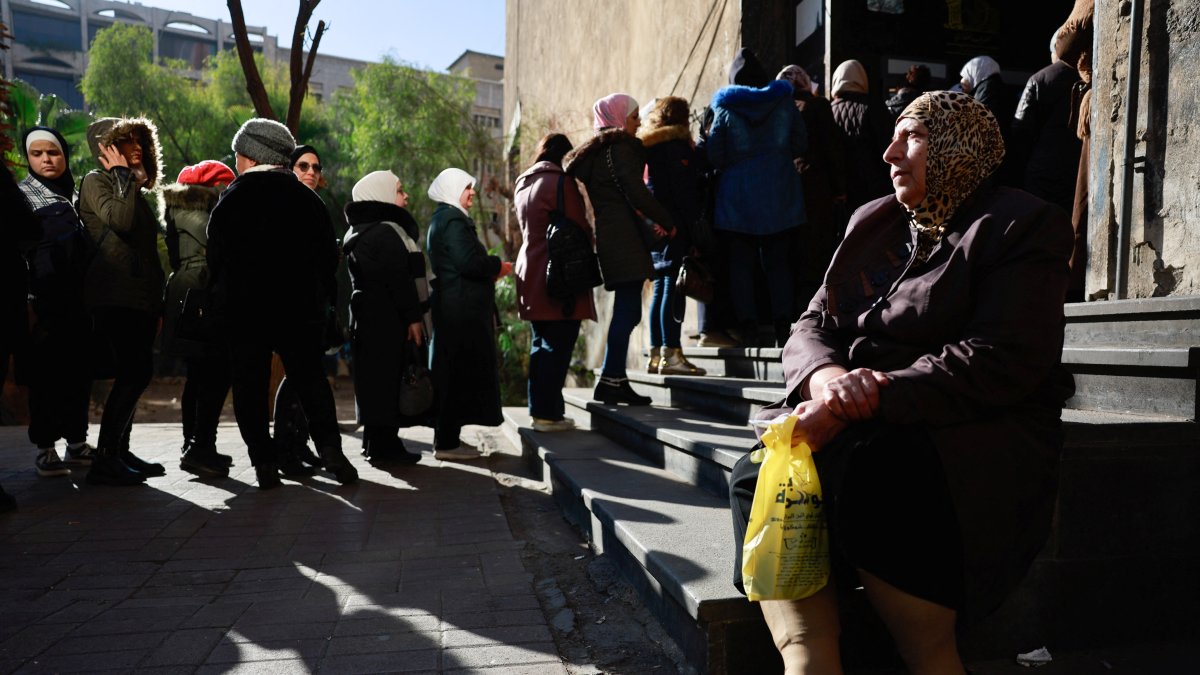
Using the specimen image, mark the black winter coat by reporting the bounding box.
[206,169,338,339]
[1,163,41,357]
[1010,61,1083,212]
[564,129,673,289]
[640,124,704,274]
[831,92,893,211]
[343,201,428,428]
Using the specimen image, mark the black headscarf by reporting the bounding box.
[22,126,75,200]
[289,144,320,169]
[729,48,769,88]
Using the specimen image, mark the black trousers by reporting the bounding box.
[26,313,92,448]
[228,331,341,467]
[93,307,157,452]
[182,353,231,447]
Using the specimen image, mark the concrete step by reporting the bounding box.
[1061,344,1197,420]
[623,371,786,426]
[562,388,757,499]
[642,346,786,382]
[500,407,778,675]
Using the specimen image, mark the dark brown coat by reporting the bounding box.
[782,186,1074,619]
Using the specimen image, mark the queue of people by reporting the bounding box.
[2,37,1085,666]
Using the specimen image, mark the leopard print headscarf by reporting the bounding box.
[897,91,1005,264]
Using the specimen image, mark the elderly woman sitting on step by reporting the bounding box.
[728,91,1075,674]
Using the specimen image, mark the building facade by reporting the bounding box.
[0,0,366,108]
[449,49,507,251]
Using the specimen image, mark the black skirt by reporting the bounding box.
[729,420,964,610]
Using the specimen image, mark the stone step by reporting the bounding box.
[499,407,778,675]
[562,388,757,499]
[622,371,786,426]
[643,346,786,383]
[1061,345,1197,420]
[1064,296,1200,347]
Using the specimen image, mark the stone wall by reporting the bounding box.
[504,0,746,369]
[1089,0,1200,298]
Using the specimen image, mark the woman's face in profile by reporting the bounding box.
[459,184,475,210]
[624,109,641,136]
[394,181,409,208]
[883,118,929,209]
[293,152,322,189]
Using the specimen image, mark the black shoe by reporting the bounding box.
[319,446,358,484]
[121,450,166,477]
[295,444,323,469]
[367,439,421,465]
[86,455,147,486]
[255,464,283,490]
[278,454,317,477]
[183,438,233,467]
[593,377,652,406]
[180,445,231,478]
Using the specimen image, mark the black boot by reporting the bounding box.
[180,443,231,478]
[319,446,359,484]
[255,464,282,490]
[278,446,318,477]
[86,451,146,486]
[367,436,421,465]
[121,450,166,477]
[593,377,652,406]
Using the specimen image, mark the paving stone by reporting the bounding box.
[222,622,334,643]
[441,642,561,670]
[318,650,439,674]
[140,627,227,667]
[441,624,554,648]
[194,658,318,674]
[52,630,169,655]
[15,648,148,673]
[205,638,327,663]
[325,632,432,656]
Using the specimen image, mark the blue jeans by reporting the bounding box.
[600,281,644,378]
[649,274,682,348]
[528,320,581,420]
[728,231,795,323]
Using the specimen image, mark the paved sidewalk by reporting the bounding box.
[0,423,567,674]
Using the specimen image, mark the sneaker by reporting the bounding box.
[35,448,71,477]
[65,443,96,465]
[86,454,146,486]
[434,443,483,461]
[532,417,576,433]
[121,450,166,477]
[697,330,738,348]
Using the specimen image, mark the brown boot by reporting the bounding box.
[658,348,707,376]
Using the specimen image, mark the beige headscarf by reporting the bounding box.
[896,91,1005,264]
[427,168,475,215]
[831,60,868,97]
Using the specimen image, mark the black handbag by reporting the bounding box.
[545,174,602,310]
[399,341,434,417]
[176,287,214,343]
[676,256,715,304]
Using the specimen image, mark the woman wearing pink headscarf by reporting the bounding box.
[564,93,674,405]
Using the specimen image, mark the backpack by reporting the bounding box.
[545,174,602,312]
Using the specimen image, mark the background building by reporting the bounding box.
[0,0,366,108]
[449,49,507,250]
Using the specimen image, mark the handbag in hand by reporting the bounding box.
[399,341,434,417]
[676,256,715,304]
[176,287,214,343]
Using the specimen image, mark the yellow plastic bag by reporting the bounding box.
[741,413,830,601]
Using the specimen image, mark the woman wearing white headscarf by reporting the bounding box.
[425,168,512,460]
[960,55,1016,142]
[343,170,428,464]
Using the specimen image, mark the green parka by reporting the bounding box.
[77,117,165,313]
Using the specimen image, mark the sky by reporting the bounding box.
[123,0,505,70]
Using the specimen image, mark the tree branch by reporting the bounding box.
[226,0,276,120]
[285,0,322,134]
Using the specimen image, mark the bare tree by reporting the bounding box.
[226,0,327,134]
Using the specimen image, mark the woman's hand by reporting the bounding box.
[791,399,848,450]
[406,322,424,346]
[821,367,890,422]
[495,261,514,280]
[97,143,128,171]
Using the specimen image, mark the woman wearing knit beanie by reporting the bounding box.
[161,160,236,478]
[563,93,674,405]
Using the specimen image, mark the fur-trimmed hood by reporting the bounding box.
[85,116,163,188]
[711,80,794,125]
[562,128,642,175]
[158,183,223,221]
[638,124,693,149]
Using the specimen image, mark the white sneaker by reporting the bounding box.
[35,448,71,477]
[532,417,576,433]
[434,443,482,461]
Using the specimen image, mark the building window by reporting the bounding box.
[12,9,82,52]
[160,32,216,69]
[15,69,83,108]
